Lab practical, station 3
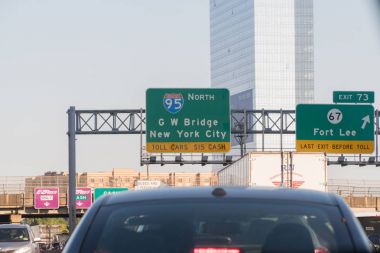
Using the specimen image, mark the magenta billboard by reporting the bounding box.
[34,187,59,209]
[74,187,92,209]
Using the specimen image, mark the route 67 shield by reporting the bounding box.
[163,93,184,114]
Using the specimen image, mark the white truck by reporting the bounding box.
[217,152,327,191]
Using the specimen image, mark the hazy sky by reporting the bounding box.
[1,0,380,179]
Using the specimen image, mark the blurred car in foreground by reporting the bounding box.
[355,212,380,252]
[63,187,371,253]
[0,223,40,253]
[51,232,70,251]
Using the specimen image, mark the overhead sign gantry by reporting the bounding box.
[67,102,379,233]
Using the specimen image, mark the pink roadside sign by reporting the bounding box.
[74,187,92,209]
[34,187,59,209]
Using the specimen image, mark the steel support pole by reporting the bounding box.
[262,109,265,151]
[244,110,247,155]
[68,106,77,234]
[280,109,284,187]
[240,141,244,158]
[289,152,293,189]
[140,108,143,166]
[376,109,379,163]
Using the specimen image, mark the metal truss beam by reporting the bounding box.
[141,160,233,166]
[74,108,379,135]
[140,153,234,166]
[75,109,145,134]
[230,109,296,134]
[328,161,380,166]
[74,109,298,134]
[328,155,380,167]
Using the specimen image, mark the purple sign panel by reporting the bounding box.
[34,187,59,209]
[75,188,92,209]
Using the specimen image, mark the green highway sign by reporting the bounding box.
[333,91,374,104]
[296,104,374,154]
[146,88,230,153]
[94,188,128,200]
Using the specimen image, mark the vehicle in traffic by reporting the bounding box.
[356,212,380,252]
[218,152,327,191]
[0,223,41,253]
[51,232,70,251]
[63,187,371,253]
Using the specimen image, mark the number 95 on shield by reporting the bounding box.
[163,93,184,114]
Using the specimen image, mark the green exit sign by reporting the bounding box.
[146,88,230,153]
[94,188,128,200]
[296,104,374,154]
[333,91,374,104]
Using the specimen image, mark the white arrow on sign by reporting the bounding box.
[361,115,370,129]
[77,201,83,207]
[44,202,50,207]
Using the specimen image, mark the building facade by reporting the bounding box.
[24,171,69,206]
[24,169,215,204]
[210,0,314,151]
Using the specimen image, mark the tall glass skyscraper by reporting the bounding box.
[210,0,314,151]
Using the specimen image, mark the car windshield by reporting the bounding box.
[0,228,30,242]
[81,200,353,253]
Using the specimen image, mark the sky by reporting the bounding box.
[0,0,380,179]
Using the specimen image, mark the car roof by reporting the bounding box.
[103,187,338,206]
[0,224,29,229]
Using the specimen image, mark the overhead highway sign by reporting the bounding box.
[296,104,374,154]
[94,187,128,200]
[146,88,230,153]
[34,187,59,209]
[333,91,374,104]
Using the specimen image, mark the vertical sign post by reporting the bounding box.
[67,106,77,234]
